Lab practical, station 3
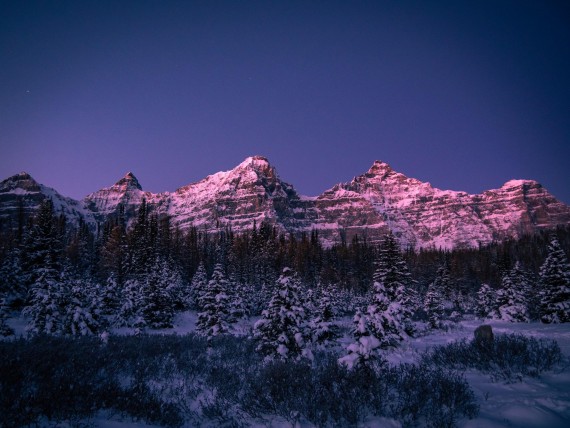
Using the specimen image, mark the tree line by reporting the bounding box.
[0,198,569,353]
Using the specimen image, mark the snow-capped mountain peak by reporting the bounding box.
[114,172,143,191]
[2,157,569,249]
[0,172,93,229]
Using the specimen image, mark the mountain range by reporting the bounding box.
[1,156,569,250]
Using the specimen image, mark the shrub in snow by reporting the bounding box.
[422,333,563,381]
[253,267,310,360]
[539,237,570,323]
[338,334,382,370]
[366,281,408,346]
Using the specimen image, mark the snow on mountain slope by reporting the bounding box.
[82,172,168,224]
[2,157,569,249]
[167,156,312,232]
[0,172,94,231]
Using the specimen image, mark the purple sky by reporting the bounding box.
[1,1,569,203]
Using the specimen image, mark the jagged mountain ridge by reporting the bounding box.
[0,172,94,230]
[1,156,569,249]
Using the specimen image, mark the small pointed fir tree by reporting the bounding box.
[424,281,445,329]
[0,294,14,336]
[114,278,144,328]
[139,257,176,329]
[188,262,208,310]
[253,267,309,360]
[365,280,407,347]
[24,272,67,335]
[308,287,340,346]
[62,276,104,336]
[374,233,417,335]
[0,249,25,304]
[497,262,530,322]
[196,263,240,338]
[539,237,570,323]
[476,283,497,319]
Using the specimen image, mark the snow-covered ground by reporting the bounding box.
[404,319,570,428]
[5,314,570,427]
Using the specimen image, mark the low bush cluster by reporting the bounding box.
[421,333,564,381]
[0,334,482,427]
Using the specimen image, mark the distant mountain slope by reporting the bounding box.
[2,156,569,249]
[0,172,94,233]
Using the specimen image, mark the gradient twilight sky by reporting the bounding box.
[1,1,569,203]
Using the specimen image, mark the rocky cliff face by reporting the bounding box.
[0,172,93,233]
[82,172,167,224]
[2,157,569,249]
[310,161,570,249]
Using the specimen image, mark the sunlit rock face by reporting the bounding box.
[3,157,569,249]
[166,156,313,232]
[83,172,168,225]
[310,161,570,249]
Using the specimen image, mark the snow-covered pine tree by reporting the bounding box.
[196,263,240,338]
[253,267,309,360]
[476,283,497,319]
[188,262,208,310]
[114,278,143,328]
[0,249,25,304]
[365,280,407,347]
[0,294,14,336]
[539,237,570,323]
[100,275,121,316]
[139,257,176,329]
[62,275,104,336]
[338,308,381,370]
[423,280,445,329]
[20,199,63,296]
[23,271,67,335]
[373,233,417,335]
[497,261,530,322]
[309,287,340,346]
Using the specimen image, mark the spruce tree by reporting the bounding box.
[0,294,14,336]
[497,262,530,322]
[476,283,497,319]
[114,278,144,328]
[539,237,570,323]
[62,275,104,336]
[196,263,239,338]
[308,287,340,346]
[424,281,445,329]
[253,267,308,359]
[139,257,176,329]
[373,233,417,335]
[20,199,62,294]
[365,280,407,347]
[188,262,208,310]
[24,272,67,335]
